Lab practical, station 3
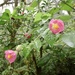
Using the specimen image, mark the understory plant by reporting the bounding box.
[0,0,75,75]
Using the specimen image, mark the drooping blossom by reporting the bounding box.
[21,12,24,15]
[49,19,64,34]
[5,50,17,64]
[24,33,32,39]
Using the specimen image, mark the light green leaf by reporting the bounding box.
[14,15,24,19]
[22,44,32,59]
[5,9,11,17]
[31,0,41,8]
[2,12,10,20]
[57,15,71,21]
[62,31,75,47]
[34,12,42,22]
[60,1,72,11]
[41,28,49,38]
[49,8,59,15]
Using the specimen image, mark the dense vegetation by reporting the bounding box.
[0,0,75,75]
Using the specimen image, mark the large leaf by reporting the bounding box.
[2,12,10,20]
[57,15,72,21]
[62,31,75,47]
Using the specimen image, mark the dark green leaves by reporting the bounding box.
[37,53,51,67]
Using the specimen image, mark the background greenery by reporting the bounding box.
[0,0,75,75]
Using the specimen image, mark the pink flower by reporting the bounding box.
[24,33,32,39]
[21,12,24,15]
[49,19,64,34]
[5,50,17,64]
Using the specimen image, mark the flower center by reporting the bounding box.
[8,54,12,59]
[52,24,59,30]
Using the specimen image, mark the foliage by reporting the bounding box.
[0,0,75,75]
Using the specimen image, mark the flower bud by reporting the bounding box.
[16,45,23,52]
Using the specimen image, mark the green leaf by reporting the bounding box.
[34,12,42,22]
[31,0,41,8]
[34,38,42,52]
[14,15,24,19]
[5,9,11,17]
[60,1,72,11]
[31,0,38,7]
[2,12,10,20]
[57,15,72,21]
[42,13,51,20]
[62,31,75,47]
[49,8,59,15]
[0,20,6,25]
[41,30,59,46]
[22,44,32,59]
[37,25,47,33]
[37,53,51,67]
[12,9,17,16]
[41,28,49,38]
[26,7,34,11]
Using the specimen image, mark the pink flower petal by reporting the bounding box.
[5,50,17,64]
[49,19,64,34]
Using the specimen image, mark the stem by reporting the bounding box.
[37,0,40,12]
[32,52,38,75]
[40,46,43,58]
[32,50,41,75]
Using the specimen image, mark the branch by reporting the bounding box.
[0,0,9,7]
[14,0,18,7]
[61,0,75,11]
[6,2,15,4]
